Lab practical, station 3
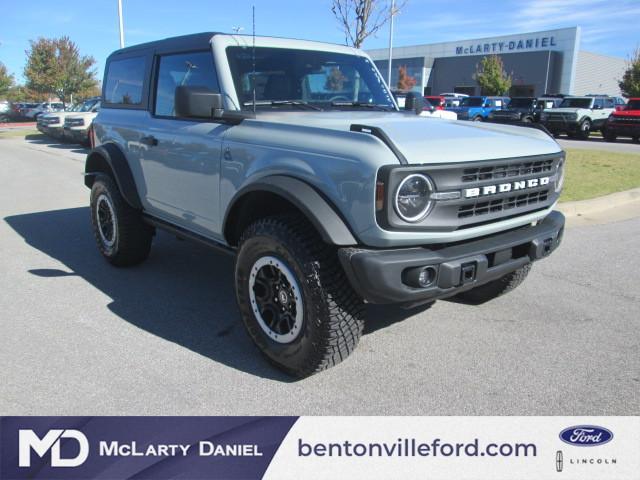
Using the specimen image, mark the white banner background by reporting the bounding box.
[265,417,640,479]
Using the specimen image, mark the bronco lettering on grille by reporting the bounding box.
[463,176,550,198]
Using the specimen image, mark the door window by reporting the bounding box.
[154,51,219,117]
[104,56,146,105]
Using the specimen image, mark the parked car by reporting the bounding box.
[86,32,564,377]
[0,101,9,121]
[19,102,39,117]
[38,97,100,140]
[488,96,562,124]
[63,98,101,145]
[394,93,457,119]
[424,96,445,110]
[603,97,640,142]
[420,98,457,120]
[440,92,469,98]
[540,95,615,139]
[446,96,509,121]
[26,102,64,119]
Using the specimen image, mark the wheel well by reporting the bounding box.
[224,191,308,246]
[84,151,115,188]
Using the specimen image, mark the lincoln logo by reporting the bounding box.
[463,176,550,198]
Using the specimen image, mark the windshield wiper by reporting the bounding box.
[243,100,322,111]
[330,101,394,111]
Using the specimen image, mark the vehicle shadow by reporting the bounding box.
[25,133,89,154]
[4,207,294,381]
[5,207,420,381]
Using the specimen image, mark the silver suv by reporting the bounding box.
[86,33,565,377]
[540,96,615,139]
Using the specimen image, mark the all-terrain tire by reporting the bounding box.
[90,174,153,266]
[455,263,532,304]
[235,214,365,378]
[576,119,591,140]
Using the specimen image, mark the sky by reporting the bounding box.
[1,0,638,83]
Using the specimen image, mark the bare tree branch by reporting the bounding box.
[331,0,407,49]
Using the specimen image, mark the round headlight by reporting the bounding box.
[555,159,565,193]
[394,174,434,222]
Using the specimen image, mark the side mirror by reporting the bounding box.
[404,92,425,114]
[175,86,223,119]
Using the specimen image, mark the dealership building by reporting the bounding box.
[367,27,626,97]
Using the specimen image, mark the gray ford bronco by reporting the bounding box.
[86,33,565,377]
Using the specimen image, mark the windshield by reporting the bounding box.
[509,98,534,108]
[625,100,640,110]
[559,98,592,108]
[226,46,395,110]
[78,99,99,112]
[459,97,484,107]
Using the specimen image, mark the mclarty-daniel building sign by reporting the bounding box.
[455,36,558,55]
[367,27,582,96]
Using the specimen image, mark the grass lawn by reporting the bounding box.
[0,129,39,139]
[561,148,640,202]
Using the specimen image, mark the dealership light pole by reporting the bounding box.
[386,0,395,89]
[117,0,125,48]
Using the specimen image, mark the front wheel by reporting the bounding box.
[455,264,531,304]
[235,214,365,378]
[472,116,483,122]
[576,119,591,140]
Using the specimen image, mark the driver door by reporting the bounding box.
[139,50,228,239]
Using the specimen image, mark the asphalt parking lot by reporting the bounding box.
[1,134,639,415]
[557,135,640,153]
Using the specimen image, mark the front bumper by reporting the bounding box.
[606,122,640,137]
[63,126,89,144]
[339,211,564,305]
[541,118,579,132]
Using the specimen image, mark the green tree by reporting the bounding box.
[619,47,640,97]
[0,62,15,99]
[473,55,512,96]
[24,36,98,106]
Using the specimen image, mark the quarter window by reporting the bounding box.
[154,51,219,117]
[104,56,146,105]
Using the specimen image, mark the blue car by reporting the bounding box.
[447,96,509,121]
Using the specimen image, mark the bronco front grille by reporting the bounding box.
[458,189,550,218]
[461,159,553,183]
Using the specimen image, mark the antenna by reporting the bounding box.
[252,5,256,114]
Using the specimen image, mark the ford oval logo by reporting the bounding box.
[559,425,613,447]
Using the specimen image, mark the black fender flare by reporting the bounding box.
[224,175,358,246]
[84,143,143,210]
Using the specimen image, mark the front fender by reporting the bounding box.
[224,175,358,246]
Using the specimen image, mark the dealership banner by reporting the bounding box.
[1,417,638,479]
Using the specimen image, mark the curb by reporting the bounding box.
[558,188,640,218]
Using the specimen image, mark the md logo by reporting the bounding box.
[19,429,89,467]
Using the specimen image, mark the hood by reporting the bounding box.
[547,107,584,113]
[67,111,98,119]
[252,111,561,164]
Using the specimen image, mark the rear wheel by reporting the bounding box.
[235,214,365,378]
[472,116,483,122]
[90,174,153,266]
[455,264,531,304]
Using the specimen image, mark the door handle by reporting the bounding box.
[141,135,158,146]
[223,147,232,161]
